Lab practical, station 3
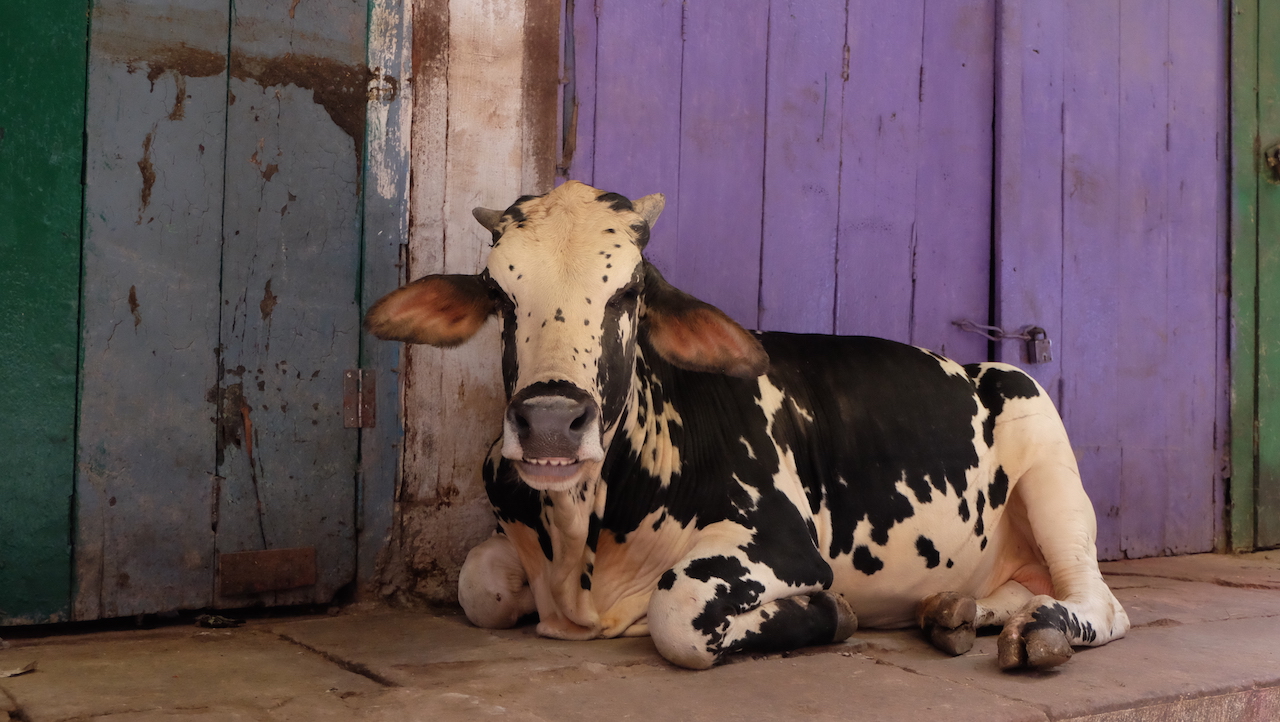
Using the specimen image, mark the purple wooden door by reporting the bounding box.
[565,0,1227,559]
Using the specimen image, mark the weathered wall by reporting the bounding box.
[387,0,561,604]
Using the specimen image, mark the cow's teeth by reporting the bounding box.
[524,458,577,466]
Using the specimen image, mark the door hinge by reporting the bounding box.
[343,369,376,428]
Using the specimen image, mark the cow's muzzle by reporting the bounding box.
[502,381,604,491]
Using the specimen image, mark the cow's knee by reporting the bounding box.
[649,581,719,670]
[458,533,535,629]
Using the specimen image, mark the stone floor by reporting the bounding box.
[2,551,1278,721]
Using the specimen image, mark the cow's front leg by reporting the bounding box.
[458,532,537,629]
[647,544,854,670]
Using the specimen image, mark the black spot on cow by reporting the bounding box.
[554,308,565,322]
[604,228,616,234]
[980,537,988,550]
[989,467,1009,509]
[587,512,601,551]
[630,222,650,248]
[603,275,609,282]
[684,556,767,642]
[1025,601,1097,644]
[652,511,667,531]
[596,191,633,212]
[915,536,940,568]
[658,568,677,590]
[945,558,954,568]
[852,545,884,575]
[958,497,970,522]
[974,490,986,537]
[484,450,553,561]
[580,572,592,590]
[965,365,1041,447]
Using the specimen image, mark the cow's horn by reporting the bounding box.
[473,207,503,232]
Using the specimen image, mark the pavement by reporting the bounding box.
[2,551,1278,722]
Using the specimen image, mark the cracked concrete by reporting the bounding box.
[1,552,1278,721]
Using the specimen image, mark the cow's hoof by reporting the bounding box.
[812,591,858,643]
[917,592,977,656]
[997,624,1074,670]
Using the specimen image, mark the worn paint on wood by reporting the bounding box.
[399,0,562,603]
[1254,0,1280,547]
[1230,0,1260,551]
[214,0,365,606]
[77,0,230,619]
[0,1,89,624]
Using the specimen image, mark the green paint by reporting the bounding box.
[0,3,89,622]
[1255,0,1280,548]
[1231,1,1260,550]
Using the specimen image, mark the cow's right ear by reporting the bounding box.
[640,263,769,378]
[365,274,496,347]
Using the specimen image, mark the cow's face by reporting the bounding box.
[366,181,767,492]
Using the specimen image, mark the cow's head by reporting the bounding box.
[366,181,768,492]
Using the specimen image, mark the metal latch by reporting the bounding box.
[1265,143,1280,185]
[952,320,1052,364]
[343,369,376,428]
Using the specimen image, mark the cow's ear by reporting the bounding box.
[632,193,665,228]
[641,263,769,378]
[365,274,496,347]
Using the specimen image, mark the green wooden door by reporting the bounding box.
[1232,0,1280,550]
[0,2,90,625]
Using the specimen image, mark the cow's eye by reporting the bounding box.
[608,285,641,307]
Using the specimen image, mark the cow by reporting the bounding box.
[366,180,1130,671]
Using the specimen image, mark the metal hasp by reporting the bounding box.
[1025,327,1052,364]
[218,547,317,596]
[343,369,376,428]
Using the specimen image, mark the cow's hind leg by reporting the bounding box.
[918,580,1036,655]
[648,543,854,669]
[996,461,1130,670]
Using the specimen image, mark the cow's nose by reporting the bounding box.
[507,395,597,458]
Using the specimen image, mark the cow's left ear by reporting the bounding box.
[640,263,769,378]
[365,274,496,347]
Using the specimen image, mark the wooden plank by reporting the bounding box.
[215,0,365,606]
[0,0,88,624]
[1229,0,1259,551]
[1061,1,1123,559]
[758,0,846,333]
[590,0,683,255]
[1164,0,1228,553]
[909,0,995,361]
[1255,0,1280,547]
[401,0,531,603]
[993,0,1065,402]
[1114,0,1171,560]
[361,0,414,595]
[672,1,769,327]
[835,0,926,341]
[564,0,597,185]
[77,0,229,618]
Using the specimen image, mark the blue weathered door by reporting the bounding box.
[76,0,368,619]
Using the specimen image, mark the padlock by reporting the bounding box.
[1025,327,1052,364]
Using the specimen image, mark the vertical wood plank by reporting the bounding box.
[1254,0,1280,547]
[0,0,89,624]
[1165,0,1228,553]
[909,0,995,361]
[1061,1,1123,558]
[993,0,1065,403]
[401,0,531,603]
[361,0,414,595]
[672,1,769,327]
[835,0,925,341]
[1114,0,1171,559]
[758,0,846,333]
[1229,0,1259,551]
[590,0,683,254]
[78,0,229,617]
[216,0,365,605]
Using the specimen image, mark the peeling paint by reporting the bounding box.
[136,132,156,222]
[260,278,278,320]
[127,285,141,327]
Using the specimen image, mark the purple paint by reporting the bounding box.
[758,0,846,333]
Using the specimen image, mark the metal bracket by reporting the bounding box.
[343,369,376,428]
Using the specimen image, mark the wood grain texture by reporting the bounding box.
[214,0,365,607]
[1230,0,1259,551]
[1254,0,1280,547]
[758,0,846,333]
[77,0,229,618]
[0,0,89,624]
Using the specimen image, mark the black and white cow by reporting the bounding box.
[367,181,1129,670]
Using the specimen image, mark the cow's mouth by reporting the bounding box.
[516,457,584,491]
